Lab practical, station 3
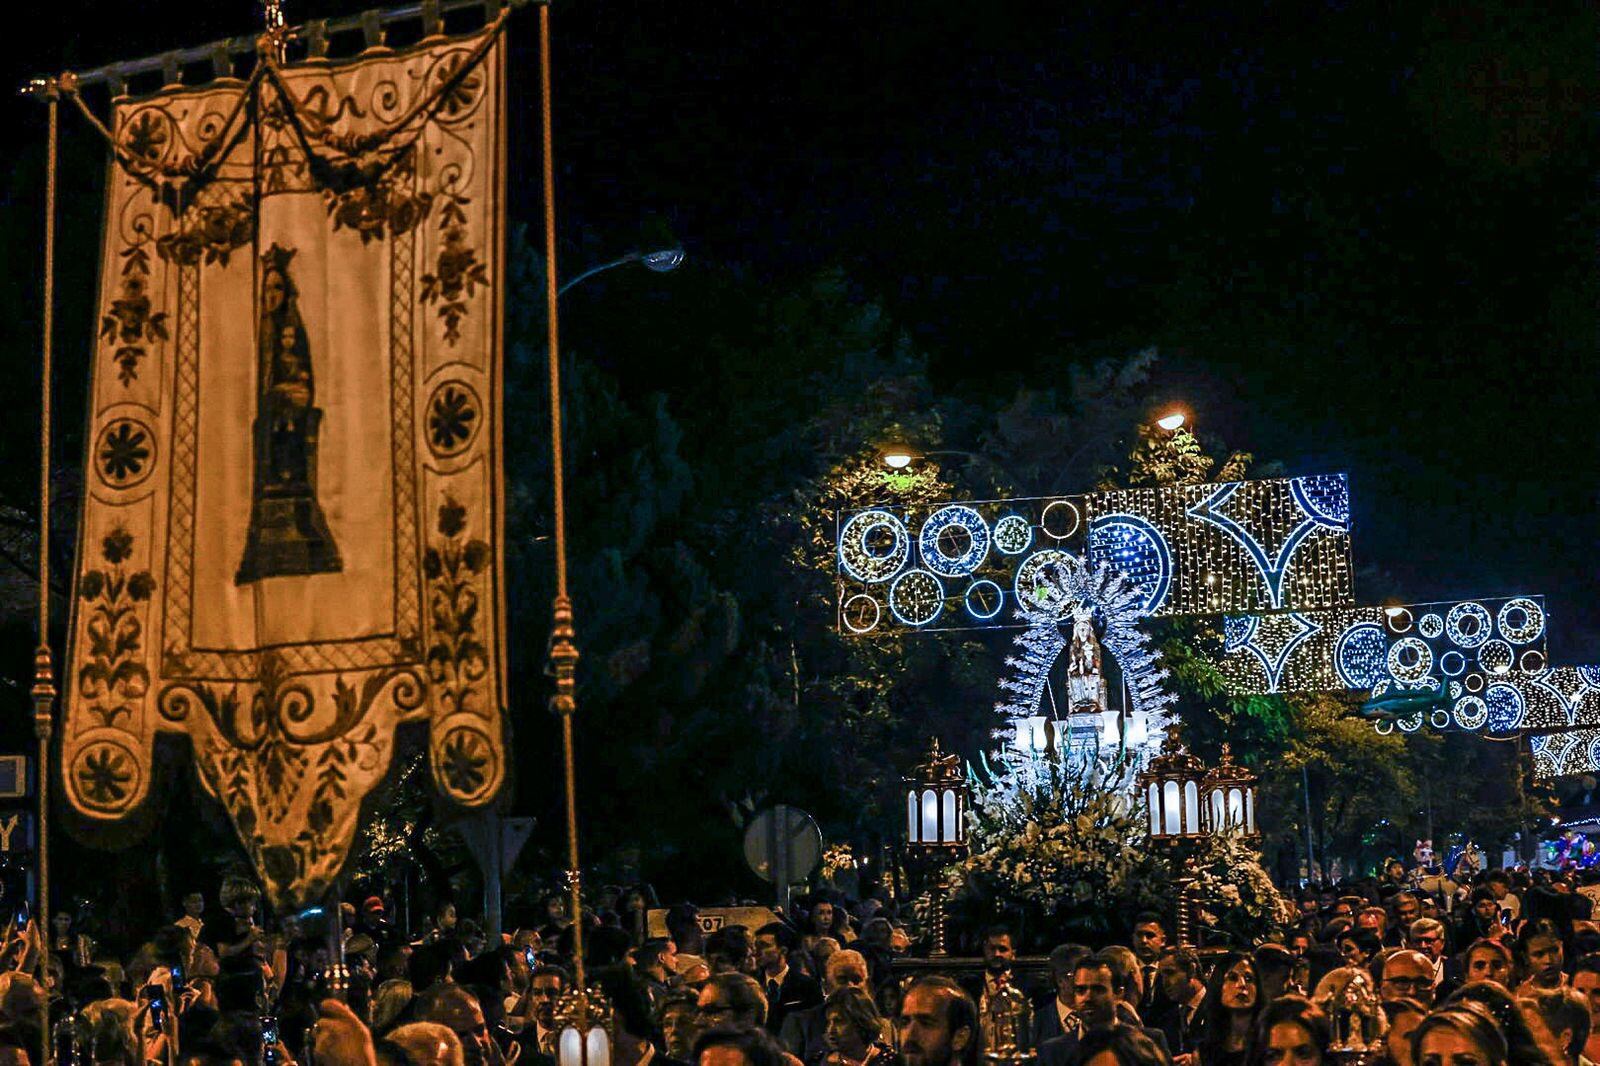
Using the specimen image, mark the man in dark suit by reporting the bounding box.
[1129,914,1168,1019]
[1030,944,1091,1048]
[1037,953,1168,1066]
[960,925,1041,1014]
[756,921,822,1035]
[1145,947,1206,1061]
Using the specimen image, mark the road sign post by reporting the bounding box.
[742,805,822,913]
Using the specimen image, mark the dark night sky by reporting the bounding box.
[4,2,1597,655]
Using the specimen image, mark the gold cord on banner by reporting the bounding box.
[58,7,507,203]
[31,79,59,1066]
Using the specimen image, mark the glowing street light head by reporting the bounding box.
[641,248,685,273]
[1156,411,1187,432]
[881,448,916,470]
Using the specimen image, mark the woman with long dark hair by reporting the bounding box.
[1198,953,1262,1066]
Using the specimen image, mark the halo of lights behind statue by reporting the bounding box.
[996,554,1175,773]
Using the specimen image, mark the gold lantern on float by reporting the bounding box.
[1201,743,1260,839]
[904,738,969,956]
[906,738,968,850]
[1135,727,1208,845]
[1135,727,1209,945]
[555,987,614,1066]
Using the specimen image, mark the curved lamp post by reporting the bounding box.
[557,247,684,297]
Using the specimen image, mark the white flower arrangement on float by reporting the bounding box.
[1188,828,1296,943]
[947,748,1168,942]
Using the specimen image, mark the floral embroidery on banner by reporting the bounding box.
[76,528,154,728]
[99,245,169,386]
[420,193,489,345]
[425,494,491,716]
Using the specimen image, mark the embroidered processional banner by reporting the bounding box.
[64,22,508,907]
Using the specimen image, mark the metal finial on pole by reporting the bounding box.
[263,0,288,63]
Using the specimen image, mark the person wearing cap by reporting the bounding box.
[362,896,395,946]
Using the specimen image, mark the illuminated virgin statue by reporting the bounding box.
[1066,604,1108,715]
[236,244,343,584]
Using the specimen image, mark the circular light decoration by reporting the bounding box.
[839,510,910,584]
[1484,682,1525,732]
[1453,695,1489,731]
[1448,681,1462,699]
[1087,514,1172,613]
[1429,709,1450,730]
[1040,499,1081,540]
[1439,650,1467,677]
[993,515,1033,555]
[1446,602,1492,648]
[964,579,1004,621]
[1582,666,1600,688]
[1419,613,1444,639]
[1387,637,1434,684]
[1521,649,1547,673]
[888,569,944,627]
[1374,719,1395,736]
[1464,672,1485,694]
[1335,622,1389,689]
[1014,550,1080,616]
[1384,608,1414,634]
[1478,639,1514,676]
[1497,597,1545,644]
[919,506,990,578]
[840,594,881,634]
[1397,711,1423,733]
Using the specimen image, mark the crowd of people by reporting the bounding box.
[9,859,1600,1066]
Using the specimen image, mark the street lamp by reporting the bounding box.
[881,446,916,470]
[904,738,969,956]
[876,444,978,470]
[557,246,685,296]
[1156,410,1187,432]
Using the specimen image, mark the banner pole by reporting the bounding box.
[30,78,59,1066]
[538,0,588,986]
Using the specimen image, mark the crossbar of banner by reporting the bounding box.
[19,0,535,97]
